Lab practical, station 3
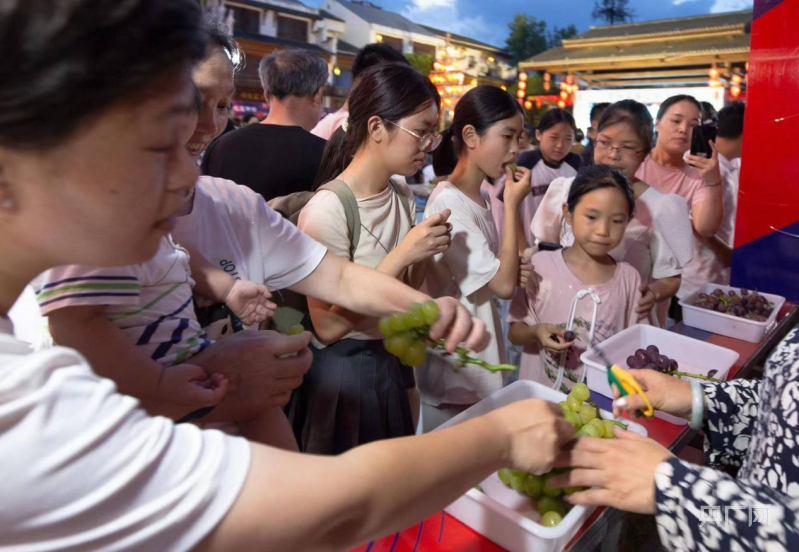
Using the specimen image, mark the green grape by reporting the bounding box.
[564,411,582,430]
[378,316,394,337]
[578,404,598,425]
[575,423,601,439]
[602,420,618,439]
[564,486,583,495]
[523,474,544,498]
[384,333,413,357]
[286,324,305,336]
[571,382,590,402]
[401,339,427,367]
[421,300,439,325]
[388,313,408,334]
[536,496,566,517]
[508,470,527,492]
[405,310,425,329]
[542,474,562,498]
[587,418,605,432]
[497,468,514,486]
[407,303,426,327]
[566,394,582,412]
[558,400,569,413]
[541,511,563,527]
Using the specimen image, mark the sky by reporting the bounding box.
[305,0,754,47]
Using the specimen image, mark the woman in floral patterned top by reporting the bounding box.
[551,326,799,551]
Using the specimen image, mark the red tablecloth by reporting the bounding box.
[352,303,797,552]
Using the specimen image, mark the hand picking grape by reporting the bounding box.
[379,301,517,372]
[495,383,625,527]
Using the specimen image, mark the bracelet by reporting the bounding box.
[689,379,705,430]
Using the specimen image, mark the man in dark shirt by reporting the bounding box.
[202,49,328,201]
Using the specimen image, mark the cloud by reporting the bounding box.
[402,0,506,46]
[671,0,699,4]
[709,0,753,12]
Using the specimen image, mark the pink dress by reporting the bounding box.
[509,250,643,393]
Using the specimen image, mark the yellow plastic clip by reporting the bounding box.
[609,365,655,418]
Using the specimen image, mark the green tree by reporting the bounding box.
[592,0,634,25]
[505,14,549,65]
[549,24,578,47]
[404,53,434,76]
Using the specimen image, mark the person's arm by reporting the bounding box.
[703,234,733,267]
[686,142,724,238]
[47,306,225,419]
[486,166,530,299]
[506,276,572,353]
[301,212,451,345]
[289,253,487,353]
[198,398,574,551]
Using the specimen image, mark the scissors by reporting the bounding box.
[595,346,654,418]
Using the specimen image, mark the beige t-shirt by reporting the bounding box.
[298,180,415,342]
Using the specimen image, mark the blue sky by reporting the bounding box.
[305,0,754,47]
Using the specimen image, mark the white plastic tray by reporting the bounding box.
[436,380,647,552]
[679,283,786,343]
[581,324,739,425]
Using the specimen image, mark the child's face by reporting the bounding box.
[382,103,439,176]
[593,122,647,180]
[565,187,630,258]
[471,114,523,179]
[536,122,575,164]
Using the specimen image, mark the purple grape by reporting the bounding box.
[670,359,679,371]
[635,349,651,365]
[646,345,660,356]
[741,288,749,297]
[698,293,709,300]
[655,354,670,370]
[564,330,576,342]
[645,363,658,371]
[728,290,737,297]
[626,355,641,369]
[707,369,718,378]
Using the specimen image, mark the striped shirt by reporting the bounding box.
[33,236,211,366]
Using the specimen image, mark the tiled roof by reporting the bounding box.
[333,0,436,37]
[418,24,507,55]
[336,39,360,56]
[576,10,752,41]
[234,31,331,53]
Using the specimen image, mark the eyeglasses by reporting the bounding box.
[384,119,442,152]
[595,139,643,157]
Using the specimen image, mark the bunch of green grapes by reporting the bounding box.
[378,301,516,372]
[496,383,626,527]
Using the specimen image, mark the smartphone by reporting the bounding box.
[690,124,717,158]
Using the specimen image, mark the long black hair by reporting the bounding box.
[597,99,655,156]
[567,164,635,217]
[655,94,702,122]
[313,62,440,188]
[0,0,206,150]
[432,85,523,176]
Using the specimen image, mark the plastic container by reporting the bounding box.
[679,284,786,343]
[581,324,739,425]
[436,380,647,552]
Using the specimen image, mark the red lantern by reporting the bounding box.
[519,72,528,82]
[560,91,568,100]
[524,100,533,110]
[730,85,741,98]
[543,81,550,91]
[557,100,566,108]
[516,89,525,99]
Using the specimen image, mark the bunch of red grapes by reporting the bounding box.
[692,288,773,321]
[625,345,718,379]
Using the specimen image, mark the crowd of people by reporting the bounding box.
[2,1,797,551]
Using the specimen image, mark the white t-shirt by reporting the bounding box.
[171,176,328,336]
[0,315,249,551]
[516,150,581,248]
[33,236,211,366]
[416,182,505,406]
[298,180,415,342]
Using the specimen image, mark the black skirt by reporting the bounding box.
[287,338,415,455]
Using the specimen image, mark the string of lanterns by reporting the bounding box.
[708,63,748,99]
[429,42,468,121]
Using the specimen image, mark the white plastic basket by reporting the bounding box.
[435,380,647,552]
[580,324,739,425]
[679,284,786,343]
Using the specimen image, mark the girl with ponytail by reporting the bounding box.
[417,85,532,430]
[290,62,452,453]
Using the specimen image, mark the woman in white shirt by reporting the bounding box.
[0,3,573,550]
[531,100,694,326]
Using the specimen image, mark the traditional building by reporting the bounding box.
[519,10,752,129]
[419,25,515,86]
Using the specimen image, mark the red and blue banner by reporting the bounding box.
[731,0,799,301]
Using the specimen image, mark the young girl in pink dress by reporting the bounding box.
[509,165,645,392]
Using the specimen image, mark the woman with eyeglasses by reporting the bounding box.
[288,62,453,454]
[531,100,694,326]
[417,85,532,431]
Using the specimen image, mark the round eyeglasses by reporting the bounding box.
[384,119,442,152]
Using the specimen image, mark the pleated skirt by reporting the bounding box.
[287,338,415,455]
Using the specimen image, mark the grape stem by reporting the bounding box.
[429,338,517,373]
[667,370,720,382]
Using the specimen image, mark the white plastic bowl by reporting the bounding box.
[679,283,786,343]
[436,380,647,552]
[580,324,739,425]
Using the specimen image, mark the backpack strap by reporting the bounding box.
[388,179,415,227]
[318,180,360,261]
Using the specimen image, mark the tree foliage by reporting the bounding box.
[506,15,580,65]
[404,53,434,76]
[592,0,634,25]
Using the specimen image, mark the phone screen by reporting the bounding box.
[690,124,716,158]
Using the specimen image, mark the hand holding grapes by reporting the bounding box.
[503,164,532,208]
[397,209,452,266]
[533,324,574,354]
